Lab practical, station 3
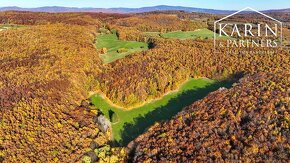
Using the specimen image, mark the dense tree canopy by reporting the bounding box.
[97,37,289,107]
[0,10,289,162]
[0,24,106,162]
[133,71,289,162]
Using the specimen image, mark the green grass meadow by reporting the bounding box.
[95,32,149,64]
[91,78,232,145]
[0,24,27,30]
[145,28,229,40]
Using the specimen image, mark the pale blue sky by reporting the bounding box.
[0,0,289,10]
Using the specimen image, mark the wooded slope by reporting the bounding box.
[133,71,289,162]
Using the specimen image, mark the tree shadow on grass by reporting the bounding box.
[113,79,235,147]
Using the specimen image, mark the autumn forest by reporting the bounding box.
[0,9,289,163]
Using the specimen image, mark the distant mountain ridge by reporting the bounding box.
[0,5,289,14]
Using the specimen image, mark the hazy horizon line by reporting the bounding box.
[0,5,288,11]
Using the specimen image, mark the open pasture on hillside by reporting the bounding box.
[144,28,229,40]
[96,32,149,64]
[161,28,215,39]
[0,24,26,30]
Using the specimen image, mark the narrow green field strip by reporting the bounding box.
[0,24,27,30]
[144,28,230,40]
[161,28,227,40]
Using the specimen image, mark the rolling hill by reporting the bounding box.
[1,5,289,14]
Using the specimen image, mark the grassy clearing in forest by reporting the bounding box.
[162,28,221,39]
[0,24,26,30]
[145,28,229,40]
[90,78,232,146]
[95,32,149,64]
